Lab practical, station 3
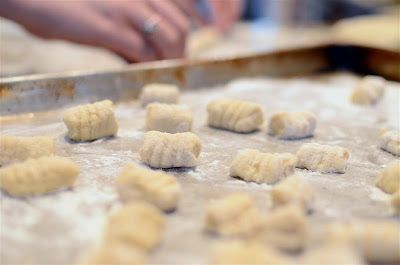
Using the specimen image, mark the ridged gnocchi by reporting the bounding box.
[0,156,79,196]
[0,135,55,166]
[350,75,386,105]
[268,111,317,139]
[204,193,265,237]
[116,163,182,211]
[140,83,180,106]
[63,100,118,141]
[375,161,400,194]
[296,143,350,173]
[379,129,400,156]
[207,98,264,133]
[230,149,297,184]
[146,103,193,133]
[139,131,201,168]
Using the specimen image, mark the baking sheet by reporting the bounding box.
[1,72,400,265]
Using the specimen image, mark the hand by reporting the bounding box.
[208,0,243,33]
[1,0,198,62]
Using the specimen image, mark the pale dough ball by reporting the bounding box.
[104,202,165,252]
[204,193,265,237]
[145,103,193,133]
[391,191,400,214]
[325,221,400,263]
[0,156,79,197]
[375,161,400,194]
[300,243,366,265]
[350,75,386,105]
[116,163,181,211]
[230,149,297,184]
[85,242,147,265]
[139,83,180,106]
[207,98,264,133]
[268,111,317,139]
[63,100,118,141]
[139,131,201,168]
[212,240,292,265]
[0,135,55,166]
[271,175,315,210]
[378,129,400,156]
[296,143,350,173]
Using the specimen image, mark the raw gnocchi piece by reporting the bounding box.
[260,205,309,251]
[0,135,55,166]
[212,240,292,265]
[300,243,366,265]
[0,156,79,196]
[375,161,400,194]
[325,221,400,263]
[104,202,165,252]
[139,131,201,168]
[63,100,118,141]
[268,111,317,139]
[391,191,400,214]
[296,143,350,173]
[145,103,193,133]
[207,98,264,133]
[86,242,147,265]
[271,175,315,210]
[230,149,297,184]
[139,83,180,106]
[204,193,265,237]
[378,129,400,156]
[350,75,386,105]
[116,163,182,211]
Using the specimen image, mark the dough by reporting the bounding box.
[296,143,350,173]
[300,243,366,265]
[139,131,201,168]
[212,240,292,265]
[116,163,181,211]
[378,129,400,156]
[350,75,386,105]
[261,205,309,251]
[204,193,265,237]
[268,111,317,139]
[139,83,180,106]
[391,191,400,214]
[86,242,147,265]
[63,100,118,141]
[104,202,165,252]
[230,149,297,184]
[0,156,79,196]
[271,175,314,210]
[375,161,400,194]
[145,103,193,133]
[0,135,55,166]
[207,98,264,133]
[325,221,400,263]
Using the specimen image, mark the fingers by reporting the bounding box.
[171,0,208,27]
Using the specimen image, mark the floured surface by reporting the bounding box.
[1,72,399,265]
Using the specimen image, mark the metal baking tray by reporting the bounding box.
[1,43,399,265]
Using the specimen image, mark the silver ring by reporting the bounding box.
[142,17,160,36]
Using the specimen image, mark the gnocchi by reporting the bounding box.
[296,143,350,173]
[375,161,400,194]
[145,103,193,133]
[391,191,400,214]
[139,131,201,168]
[378,129,400,156]
[0,135,55,166]
[204,193,265,237]
[300,243,365,265]
[86,242,147,265]
[271,175,315,210]
[104,202,165,252]
[230,149,297,184]
[116,163,182,211]
[0,156,79,196]
[207,98,264,133]
[63,100,118,141]
[350,75,386,105]
[140,83,180,106]
[268,111,317,139]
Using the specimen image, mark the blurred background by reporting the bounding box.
[0,0,399,77]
